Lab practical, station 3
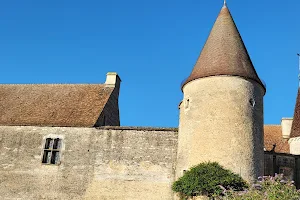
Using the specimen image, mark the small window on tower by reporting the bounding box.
[185,98,190,109]
[249,98,255,107]
[42,138,62,165]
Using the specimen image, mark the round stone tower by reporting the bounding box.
[176,3,266,183]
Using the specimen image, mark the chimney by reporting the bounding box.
[105,72,121,88]
[281,118,293,139]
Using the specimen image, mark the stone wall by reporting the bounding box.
[264,153,274,176]
[289,137,300,155]
[264,151,300,188]
[177,76,265,182]
[0,126,178,200]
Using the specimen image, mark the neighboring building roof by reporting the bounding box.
[182,5,265,90]
[264,125,289,154]
[291,90,300,138]
[0,84,114,127]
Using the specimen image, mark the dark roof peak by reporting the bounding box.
[182,5,265,91]
[291,89,300,138]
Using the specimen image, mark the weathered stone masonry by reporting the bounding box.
[0,126,177,200]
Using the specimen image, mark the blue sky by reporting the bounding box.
[0,0,299,127]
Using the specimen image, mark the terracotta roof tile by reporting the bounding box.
[183,5,265,90]
[264,125,289,154]
[291,89,300,138]
[0,84,114,127]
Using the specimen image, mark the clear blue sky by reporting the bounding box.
[0,0,299,127]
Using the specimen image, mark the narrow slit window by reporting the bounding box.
[185,99,190,109]
[45,138,52,149]
[249,98,256,107]
[53,138,61,149]
[42,138,62,165]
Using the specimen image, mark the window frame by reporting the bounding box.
[42,137,63,165]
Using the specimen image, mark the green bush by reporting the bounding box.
[226,174,300,200]
[172,162,247,199]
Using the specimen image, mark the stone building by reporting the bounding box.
[0,3,299,200]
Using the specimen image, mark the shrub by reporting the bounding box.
[226,174,300,200]
[172,162,248,199]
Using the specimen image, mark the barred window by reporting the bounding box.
[42,138,62,165]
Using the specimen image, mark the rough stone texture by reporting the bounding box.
[289,137,300,155]
[1,124,300,199]
[0,126,177,200]
[177,76,265,183]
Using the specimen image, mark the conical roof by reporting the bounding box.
[182,5,265,90]
[290,89,300,138]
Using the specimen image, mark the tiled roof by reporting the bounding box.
[183,5,265,90]
[264,125,289,154]
[0,84,114,127]
[291,90,300,138]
